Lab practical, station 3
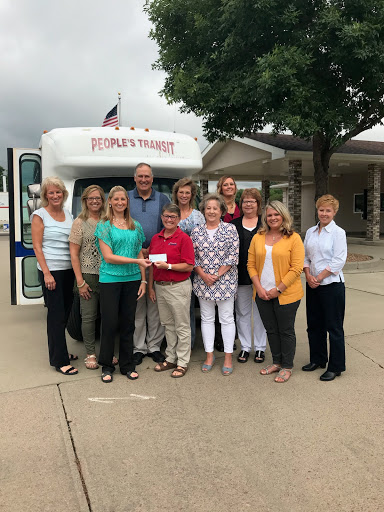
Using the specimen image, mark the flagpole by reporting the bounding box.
[118,92,121,127]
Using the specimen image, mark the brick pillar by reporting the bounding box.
[261,179,270,207]
[288,160,302,233]
[200,179,208,198]
[366,164,381,241]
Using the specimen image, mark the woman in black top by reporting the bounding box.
[231,189,267,363]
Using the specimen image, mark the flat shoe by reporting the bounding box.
[254,350,265,363]
[237,350,249,363]
[202,355,215,372]
[127,371,139,380]
[302,362,326,371]
[171,366,188,378]
[133,352,146,365]
[274,368,292,383]
[101,371,113,383]
[147,351,166,363]
[154,361,177,372]
[260,364,281,375]
[56,366,78,375]
[320,370,341,381]
[222,366,233,376]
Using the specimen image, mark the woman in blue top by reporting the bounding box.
[31,177,77,375]
[95,186,151,383]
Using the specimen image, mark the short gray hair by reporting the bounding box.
[134,162,152,176]
[199,193,227,216]
[162,203,180,217]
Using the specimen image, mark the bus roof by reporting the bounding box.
[39,127,202,179]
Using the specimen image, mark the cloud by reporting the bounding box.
[0,0,206,168]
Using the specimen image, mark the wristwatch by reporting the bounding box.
[167,264,172,270]
[276,287,282,294]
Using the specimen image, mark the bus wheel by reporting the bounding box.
[66,293,83,342]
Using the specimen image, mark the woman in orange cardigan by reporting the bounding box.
[247,201,304,383]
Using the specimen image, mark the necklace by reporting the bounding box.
[113,216,126,227]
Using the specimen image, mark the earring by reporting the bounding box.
[109,204,112,208]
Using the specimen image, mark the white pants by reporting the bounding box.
[235,285,267,352]
[199,296,235,353]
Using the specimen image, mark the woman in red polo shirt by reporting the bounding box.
[148,204,195,378]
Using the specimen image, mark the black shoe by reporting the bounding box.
[254,350,265,363]
[320,370,341,381]
[237,350,249,363]
[147,351,165,363]
[133,352,146,365]
[302,362,326,372]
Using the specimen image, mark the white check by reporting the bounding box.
[149,253,167,262]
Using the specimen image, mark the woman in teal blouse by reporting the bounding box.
[95,186,151,383]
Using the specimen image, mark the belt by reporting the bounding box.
[154,279,188,286]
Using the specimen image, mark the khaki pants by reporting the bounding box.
[155,279,192,367]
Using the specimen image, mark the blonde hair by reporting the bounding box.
[216,175,238,197]
[316,194,339,213]
[199,193,227,216]
[172,177,198,208]
[40,176,68,207]
[239,188,262,216]
[259,200,294,237]
[78,185,106,221]
[102,186,135,230]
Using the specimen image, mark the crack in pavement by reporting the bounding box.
[57,384,92,512]
[345,339,384,370]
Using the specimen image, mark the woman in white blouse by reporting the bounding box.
[302,194,347,381]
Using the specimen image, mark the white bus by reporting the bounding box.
[8,126,202,319]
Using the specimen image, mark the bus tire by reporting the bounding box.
[66,293,83,342]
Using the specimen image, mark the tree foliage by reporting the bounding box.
[146,0,384,197]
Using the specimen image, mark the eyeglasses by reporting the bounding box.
[87,197,102,203]
[162,214,178,220]
[242,200,258,205]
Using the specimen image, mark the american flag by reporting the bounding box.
[102,104,118,127]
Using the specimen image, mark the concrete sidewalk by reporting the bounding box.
[1,237,383,512]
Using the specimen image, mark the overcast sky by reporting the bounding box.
[1,0,384,173]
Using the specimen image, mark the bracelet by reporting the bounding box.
[77,280,86,288]
[276,287,282,294]
[141,280,147,284]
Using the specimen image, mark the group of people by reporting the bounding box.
[31,168,347,384]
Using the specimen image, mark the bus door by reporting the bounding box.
[8,148,43,305]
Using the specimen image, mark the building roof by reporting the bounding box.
[246,133,384,156]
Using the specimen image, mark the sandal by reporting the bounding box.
[101,371,113,383]
[237,350,249,363]
[56,366,78,375]
[112,356,118,366]
[127,371,139,380]
[274,368,292,383]
[254,350,265,363]
[154,361,177,372]
[68,354,78,361]
[171,366,188,378]
[84,354,99,370]
[260,364,281,375]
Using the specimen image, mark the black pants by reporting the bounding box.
[306,282,346,372]
[38,269,74,368]
[99,280,140,374]
[255,296,300,368]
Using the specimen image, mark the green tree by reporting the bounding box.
[146,0,384,198]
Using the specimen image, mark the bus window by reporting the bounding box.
[19,154,41,249]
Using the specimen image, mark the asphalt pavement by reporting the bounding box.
[1,237,383,512]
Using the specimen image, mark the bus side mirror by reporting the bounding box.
[27,183,42,218]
